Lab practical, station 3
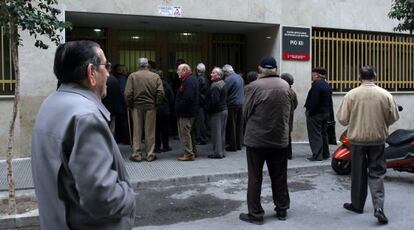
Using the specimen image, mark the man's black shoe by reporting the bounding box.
[162,147,172,152]
[239,213,263,225]
[276,210,287,221]
[343,203,363,214]
[374,208,388,225]
[207,154,225,159]
[225,147,237,152]
[307,157,322,161]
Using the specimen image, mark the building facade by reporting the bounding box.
[0,0,413,158]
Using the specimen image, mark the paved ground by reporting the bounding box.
[133,169,414,230]
[5,141,413,229]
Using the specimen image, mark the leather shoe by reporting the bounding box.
[276,210,287,221]
[129,155,143,162]
[146,155,157,162]
[343,203,363,214]
[307,157,322,161]
[207,154,225,159]
[239,213,263,225]
[374,208,388,225]
[162,147,172,152]
[225,147,237,152]
[177,153,195,161]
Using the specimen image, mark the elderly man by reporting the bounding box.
[205,67,228,159]
[222,64,244,152]
[175,63,200,161]
[125,58,164,162]
[31,40,136,229]
[195,62,211,145]
[337,66,399,225]
[304,67,333,161]
[239,57,292,225]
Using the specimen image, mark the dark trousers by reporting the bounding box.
[195,108,210,144]
[115,113,130,145]
[306,112,330,160]
[226,106,243,150]
[246,147,290,217]
[155,114,170,150]
[350,144,386,210]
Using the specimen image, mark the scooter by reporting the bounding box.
[331,107,414,175]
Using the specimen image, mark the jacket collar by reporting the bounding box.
[181,71,193,82]
[58,83,110,121]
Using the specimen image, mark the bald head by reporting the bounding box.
[176,63,192,78]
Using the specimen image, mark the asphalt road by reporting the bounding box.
[133,167,414,230]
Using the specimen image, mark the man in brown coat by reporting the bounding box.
[125,58,164,162]
[239,56,292,225]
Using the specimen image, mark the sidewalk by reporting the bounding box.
[0,140,334,192]
[0,140,336,229]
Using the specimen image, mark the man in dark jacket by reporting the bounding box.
[223,64,244,152]
[195,62,211,145]
[205,67,227,159]
[102,74,120,133]
[239,56,292,225]
[304,67,333,161]
[175,63,200,161]
[155,70,175,153]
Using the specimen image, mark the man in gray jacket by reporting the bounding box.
[239,56,292,225]
[31,40,136,230]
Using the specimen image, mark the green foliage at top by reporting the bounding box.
[0,0,71,49]
[388,0,414,34]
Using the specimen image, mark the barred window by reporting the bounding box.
[312,28,414,92]
[0,26,15,95]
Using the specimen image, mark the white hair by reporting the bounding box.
[197,63,206,72]
[222,64,234,74]
[138,58,148,68]
[212,67,223,78]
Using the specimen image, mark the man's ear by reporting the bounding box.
[86,63,97,87]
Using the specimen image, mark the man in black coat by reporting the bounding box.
[304,67,333,161]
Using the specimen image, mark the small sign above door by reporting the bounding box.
[158,6,182,17]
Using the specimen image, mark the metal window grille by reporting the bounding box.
[0,26,15,95]
[312,28,414,92]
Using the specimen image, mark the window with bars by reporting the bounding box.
[0,26,15,95]
[312,28,414,92]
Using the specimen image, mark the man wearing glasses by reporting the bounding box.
[32,40,136,229]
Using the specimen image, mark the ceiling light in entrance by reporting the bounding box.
[181,32,192,36]
[266,36,272,39]
[131,36,141,40]
[93,28,102,32]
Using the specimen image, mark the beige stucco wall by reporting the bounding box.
[0,0,411,159]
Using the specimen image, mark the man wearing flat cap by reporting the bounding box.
[305,67,333,161]
[239,56,293,225]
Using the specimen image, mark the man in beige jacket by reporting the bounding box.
[125,58,164,162]
[336,66,399,225]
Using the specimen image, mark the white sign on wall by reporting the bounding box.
[158,5,182,17]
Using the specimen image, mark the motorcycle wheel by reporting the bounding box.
[331,159,351,175]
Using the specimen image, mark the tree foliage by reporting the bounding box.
[0,0,70,214]
[0,0,71,48]
[388,0,414,34]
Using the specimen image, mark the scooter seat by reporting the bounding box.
[387,129,414,146]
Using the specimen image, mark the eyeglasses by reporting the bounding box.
[99,62,112,72]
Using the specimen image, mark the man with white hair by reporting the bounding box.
[195,62,211,145]
[175,63,200,161]
[125,58,164,162]
[222,64,244,152]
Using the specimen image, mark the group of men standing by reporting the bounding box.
[124,58,246,162]
[31,40,400,229]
